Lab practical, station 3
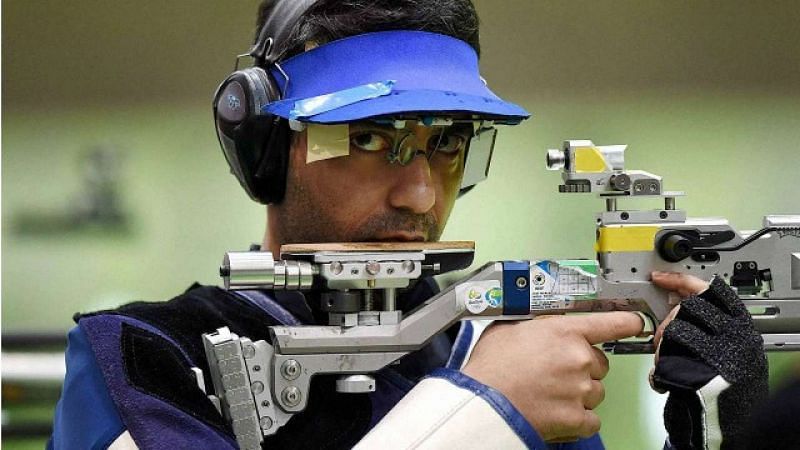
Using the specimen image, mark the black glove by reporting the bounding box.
[652,276,768,450]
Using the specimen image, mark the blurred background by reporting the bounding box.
[2,0,799,448]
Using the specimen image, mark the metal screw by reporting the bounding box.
[659,211,668,219]
[331,261,343,275]
[351,268,360,275]
[401,260,415,273]
[251,381,264,394]
[261,400,270,407]
[281,359,301,381]
[253,365,261,372]
[282,386,302,407]
[242,343,256,359]
[366,261,381,275]
[516,276,528,288]
[749,262,756,269]
[260,416,273,430]
[387,267,395,275]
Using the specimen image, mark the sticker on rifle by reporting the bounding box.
[529,260,598,311]
[485,287,503,308]
[530,299,571,311]
[530,260,598,297]
[457,281,502,314]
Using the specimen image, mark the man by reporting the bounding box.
[49,1,767,449]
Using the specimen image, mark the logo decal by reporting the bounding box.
[485,287,503,307]
[458,281,502,315]
[227,94,241,111]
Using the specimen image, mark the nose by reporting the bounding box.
[388,153,436,214]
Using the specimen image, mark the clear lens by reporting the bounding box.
[394,134,418,165]
[429,130,470,155]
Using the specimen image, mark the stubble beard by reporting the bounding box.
[274,174,442,245]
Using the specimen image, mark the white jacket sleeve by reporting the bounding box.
[355,320,547,449]
[354,369,546,449]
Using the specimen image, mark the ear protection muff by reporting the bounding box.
[213,0,318,204]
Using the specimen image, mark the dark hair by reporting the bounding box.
[255,0,481,60]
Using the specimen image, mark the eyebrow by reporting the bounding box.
[350,122,395,132]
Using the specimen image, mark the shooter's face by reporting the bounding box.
[270,122,468,245]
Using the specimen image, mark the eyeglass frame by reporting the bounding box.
[289,117,499,190]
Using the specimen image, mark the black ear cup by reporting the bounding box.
[213,66,290,204]
[214,0,319,204]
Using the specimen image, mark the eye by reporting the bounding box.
[350,132,391,152]
[428,131,468,155]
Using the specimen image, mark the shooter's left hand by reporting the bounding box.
[650,271,767,450]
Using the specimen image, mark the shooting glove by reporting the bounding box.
[652,276,768,450]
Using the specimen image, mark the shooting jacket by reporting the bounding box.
[49,281,604,449]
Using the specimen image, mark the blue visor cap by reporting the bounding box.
[263,30,531,124]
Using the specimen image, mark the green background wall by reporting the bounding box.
[3,1,799,448]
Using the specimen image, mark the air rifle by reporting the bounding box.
[200,140,800,448]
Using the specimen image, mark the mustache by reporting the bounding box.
[354,211,440,241]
